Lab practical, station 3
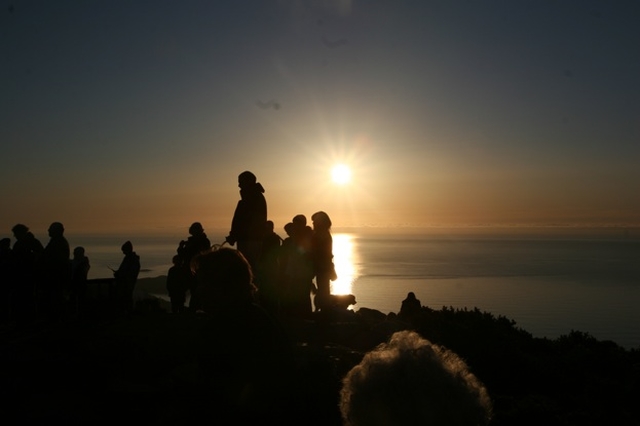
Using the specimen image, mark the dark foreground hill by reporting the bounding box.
[1,298,639,425]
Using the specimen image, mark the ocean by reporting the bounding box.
[66,229,640,349]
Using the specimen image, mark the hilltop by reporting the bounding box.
[2,289,639,425]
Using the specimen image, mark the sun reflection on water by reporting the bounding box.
[330,233,359,295]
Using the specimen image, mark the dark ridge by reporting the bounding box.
[1,295,639,425]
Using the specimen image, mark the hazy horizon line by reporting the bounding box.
[47,222,640,237]
[5,220,639,239]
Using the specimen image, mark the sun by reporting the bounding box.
[331,164,352,185]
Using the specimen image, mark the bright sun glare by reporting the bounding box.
[331,164,351,185]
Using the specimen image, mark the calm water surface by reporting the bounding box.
[333,233,640,349]
[69,231,640,348]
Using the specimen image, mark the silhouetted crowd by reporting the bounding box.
[159,171,490,423]
[167,213,341,320]
[1,170,493,425]
[1,222,140,329]
[165,171,345,321]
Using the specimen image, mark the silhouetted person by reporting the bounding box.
[0,238,12,323]
[310,211,336,311]
[0,238,10,261]
[340,330,493,426]
[255,220,282,315]
[42,222,71,321]
[166,254,189,313]
[70,246,90,317]
[192,248,294,420]
[399,291,421,324]
[278,222,296,314]
[177,222,211,309]
[113,240,140,315]
[279,217,315,319]
[225,171,267,270]
[11,224,43,328]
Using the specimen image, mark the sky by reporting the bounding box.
[1,0,639,235]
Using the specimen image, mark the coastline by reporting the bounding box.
[74,231,640,349]
[131,274,640,350]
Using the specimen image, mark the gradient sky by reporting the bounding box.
[1,0,639,235]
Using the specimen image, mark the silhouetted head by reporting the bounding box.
[48,222,65,237]
[73,246,85,258]
[238,171,257,189]
[340,330,492,426]
[172,254,181,266]
[311,211,332,231]
[292,214,307,227]
[189,222,204,235]
[266,220,274,233]
[12,224,29,239]
[284,222,295,237]
[407,292,416,300]
[193,247,256,311]
[0,238,10,250]
[121,240,133,254]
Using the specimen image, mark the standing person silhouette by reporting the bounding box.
[11,224,43,328]
[0,238,12,323]
[279,215,315,319]
[166,255,189,313]
[177,222,211,310]
[310,211,336,311]
[113,241,140,315]
[255,220,283,316]
[225,171,267,271]
[42,222,70,321]
[70,246,90,318]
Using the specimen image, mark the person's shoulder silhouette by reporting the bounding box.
[193,248,294,418]
[179,222,211,261]
[12,224,44,254]
[44,222,70,262]
[225,171,267,269]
